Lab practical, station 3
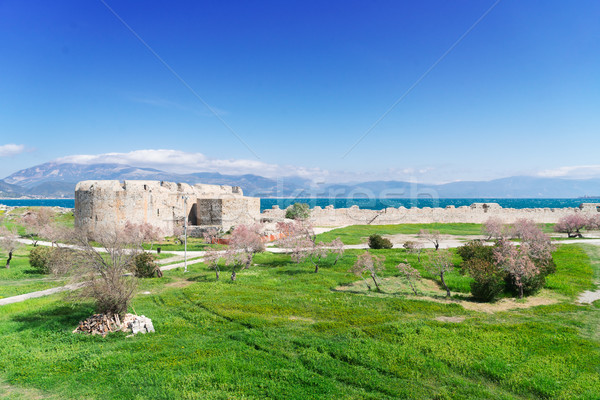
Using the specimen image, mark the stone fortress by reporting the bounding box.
[74,180,600,237]
[74,180,260,238]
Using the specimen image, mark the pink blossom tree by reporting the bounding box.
[419,229,441,250]
[482,217,504,241]
[124,222,164,250]
[396,261,421,295]
[403,241,424,262]
[225,223,265,281]
[277,220,343,273]
[20,207,55,246]
[493,238,539,299]
[352,252,385,291]
[554,214,589,238]
[0,226,23,269]
[424,250,454,297]
[588,215,600,231]
[512,218,540,240]
[204,249,223,280]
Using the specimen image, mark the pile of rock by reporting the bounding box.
[73,313,155,337]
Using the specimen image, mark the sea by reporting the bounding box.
[0,198,597,212]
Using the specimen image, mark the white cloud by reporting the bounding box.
[537,165,600,179]
[55,149,327,181]
[0,144,26,157]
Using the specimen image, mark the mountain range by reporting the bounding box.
[1,161,600,199]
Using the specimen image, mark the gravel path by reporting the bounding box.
[0,282,86,306]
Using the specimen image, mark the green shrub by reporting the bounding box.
[456,240,494,263]
[368,234,393,249]
[285,203,310,220]
[29,246,54,274]
[464,258,506,301]
[133,252,161,278]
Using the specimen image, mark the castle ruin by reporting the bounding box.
[74,180,260,238]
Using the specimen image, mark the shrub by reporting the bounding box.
[456,240,494,263]
[464,258,506,301]
[285,203,311,220]
[504,258,556,297]
[368,234,393,249]
[133,252,162,278]
[29,246,54,274]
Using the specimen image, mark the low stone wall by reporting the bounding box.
[261,202,600,226]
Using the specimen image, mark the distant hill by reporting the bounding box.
[2,162,310,198]
[3,162,600,199]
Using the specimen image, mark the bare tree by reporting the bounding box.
[352,252,385,291]
[419,229,441,250]
[424,250,454,297]
[396,261,421,295]
[204,249,223,280]
[330,238,344,266]
[124,221,164,250]
[0,226,23,269]
[54,227,142,317]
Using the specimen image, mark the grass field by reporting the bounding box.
[0,245,66,299]
[316,223,557,245]
[0,242,598,399]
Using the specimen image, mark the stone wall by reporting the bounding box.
[75,180,260,238]
[261,202,600,226]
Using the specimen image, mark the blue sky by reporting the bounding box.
[1,0,599,183]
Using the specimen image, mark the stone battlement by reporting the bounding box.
[261,202,600,226]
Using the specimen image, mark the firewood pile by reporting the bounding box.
[73,314,122,336]
[73,313,155,337]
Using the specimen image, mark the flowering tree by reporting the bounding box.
[403,241,424,262]
[277,220,343,273]
[0,226,23,269]
[419,229,441,250]
[588,215,600,231]
[482,217,504,241]
[124,222,164,250]
[493,238,539,299]
[554,214,589,238]
[204,249,223,280]
[20,207,55,246]
[396,261,421,295]
[424,250,454,297]
[352,252,385,291]
[511,218,540,240]
[225,223,265,281]
[202,227,222,244]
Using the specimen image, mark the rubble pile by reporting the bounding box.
[73,313,155,337]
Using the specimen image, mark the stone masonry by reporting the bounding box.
[261,202,600,226]
[75,180,260,238]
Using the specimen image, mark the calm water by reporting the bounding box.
[0,198,596,211]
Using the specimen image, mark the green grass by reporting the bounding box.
[316,223,557,245]
[0,246,66,299]
[0,243,598,399]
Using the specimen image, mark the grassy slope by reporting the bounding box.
[0,245,598,399]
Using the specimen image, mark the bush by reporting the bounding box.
[368,234,393,249]
[133,252,162,278]
[285,203,310,220]
[457,240,494,263]
[504,258,556,297]
[464,258,506,302]
[29,246,54,274]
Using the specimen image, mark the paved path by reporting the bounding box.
[0,282,86,306]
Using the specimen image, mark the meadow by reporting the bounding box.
[0,238,598,399]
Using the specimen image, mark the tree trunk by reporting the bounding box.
[231,267,237,281]
[440,272,450,297]
[155,268,163,278]
[314,263,319,273]
[434,242,440,251]
[408,280,418,295]
[5,251,12,269]
[518,284,524,299]
[371,273,381,292]
[215,267,220,280]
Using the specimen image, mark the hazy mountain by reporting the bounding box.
[2,162,309,198]
[3,162,600,199]
[0,179,24,198]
